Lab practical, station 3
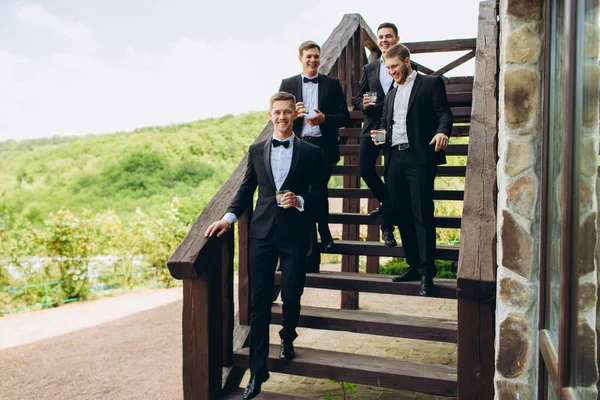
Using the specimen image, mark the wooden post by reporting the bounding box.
[222,228,234,367]
[238,206,252,326]
[456,2,498,399]
[181,239,223,400]
[340,38,361,310]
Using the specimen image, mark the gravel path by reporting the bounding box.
[0,265,457,400]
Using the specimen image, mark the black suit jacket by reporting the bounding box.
[379,74,453,170]
[279,74,350,162]
[226,136,326,241]
[356,59,394,137]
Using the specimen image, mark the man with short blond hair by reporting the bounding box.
[373,43,453,296]
[206,91,326,399]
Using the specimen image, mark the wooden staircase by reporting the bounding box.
[167,3,498,399]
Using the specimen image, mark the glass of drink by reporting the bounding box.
[366,91,378,105]
[372,129,386,145]
[276,190,290,207]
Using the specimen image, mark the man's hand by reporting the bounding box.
[204,220,230,238]
[429,133,449,152]
[281,191,300,209]
[306,110,325,126]
[363,93,372,109]
[296,101,307,117]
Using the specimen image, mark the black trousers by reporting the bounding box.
[301,136,334,272]
[249,224,307,380]
[359,136,394,229]
[386,147,437,278]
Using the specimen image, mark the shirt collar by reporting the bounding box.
[394,70,418,88]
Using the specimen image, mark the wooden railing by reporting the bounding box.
[167,7,498,399]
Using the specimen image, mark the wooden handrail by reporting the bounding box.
[404,38,477,54]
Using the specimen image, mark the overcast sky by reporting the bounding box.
[0,0,480,141]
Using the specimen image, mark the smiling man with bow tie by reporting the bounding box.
[279,40,350,272]
[205,91,326,400]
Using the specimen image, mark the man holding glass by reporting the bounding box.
[279,40,350,272]
[205,92,326,400]
[372,44,452,296]
[357,22,401,247]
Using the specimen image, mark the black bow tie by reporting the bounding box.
[272,139,290,148]
[303,76,318,84]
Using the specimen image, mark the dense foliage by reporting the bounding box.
[0,112,269,227]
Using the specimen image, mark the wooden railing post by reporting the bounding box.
[238,206,252,326]
[456,2,498,399]
[222,228,234,367]
[181,239,223,400]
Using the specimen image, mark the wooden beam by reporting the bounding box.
[433,50,476,77]
[456,2,497,399]
[403,38,477,54]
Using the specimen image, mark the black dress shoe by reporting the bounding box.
[369,205,383,216]
[242,375,265,400]
[420,275,436,296]
[381,226,397,247]
[279,339,295,362]
[391,268,421,282]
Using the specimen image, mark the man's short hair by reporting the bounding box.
[377,22,398,36]
[270,91,296,110]
[385,44,410,62]
[299,41,321,56]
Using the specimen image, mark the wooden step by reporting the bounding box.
[275,271,457,299]
[339,124,470,139]
[332,165,466,177]
[340,143,468,156]
[328,188,464,201]
[319,239,459,260]
[232,345,457,396]
[224,389,317,399]
[349,107,471,123]
[328,213,461,229]
[271,304,457,343]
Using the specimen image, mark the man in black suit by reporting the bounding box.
[357,22,401,248]
[279,41,350,272]
[205,92,326,400]
[373,44,453,296]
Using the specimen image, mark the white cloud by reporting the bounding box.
[15,3,92,48]
[0,37,300,140]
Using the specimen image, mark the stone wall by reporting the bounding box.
[496,0,600,398]
[496,0,544,398]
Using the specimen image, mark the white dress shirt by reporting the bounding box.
[222,135,304,225]
[300,75,322,138]
[391,70,418,146]
[378,58,394,96]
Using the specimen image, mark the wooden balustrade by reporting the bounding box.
[167,9,496,399]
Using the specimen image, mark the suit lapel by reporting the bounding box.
[407,73,422,112]
[387,87,397,128]
[294,75,303,103]
[373,61,385,95]
[317,74,324,110]
[263,138,276,190]
[281,136,301,189]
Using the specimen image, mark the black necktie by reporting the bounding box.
[272,139,290,149]
[303,77,318,84]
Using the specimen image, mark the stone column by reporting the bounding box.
[496,0,544,398]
